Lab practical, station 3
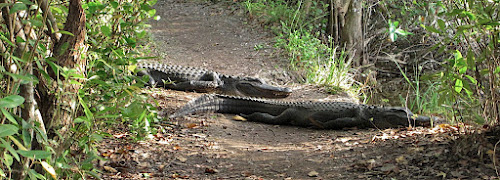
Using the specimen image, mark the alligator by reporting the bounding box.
[170,94,431,129]
[136,62,292,98]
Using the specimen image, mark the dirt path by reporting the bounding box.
[149,0,292,85]
[97,0,498,179]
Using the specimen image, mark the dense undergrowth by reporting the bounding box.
[241,0,499,125]
[1,0,158,178]
[243,0,359,97]
[0,0,498,178]
[378,0,499,124]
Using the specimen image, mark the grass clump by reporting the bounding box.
[243,0,359,96]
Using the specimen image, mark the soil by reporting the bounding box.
[96,0,500,179]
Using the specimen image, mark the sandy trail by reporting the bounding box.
[97,0,496,179]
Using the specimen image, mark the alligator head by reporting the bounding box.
[372,107,431,128]
[222,77,292,98]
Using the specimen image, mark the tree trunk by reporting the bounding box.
[5,0,85,177]
[326,0,347,43]
[38,0,86,139]
[3,0,85,177]
[13,64,36,179]
[326,0,335,40]
[340,0,363,66]
[5,1,34,177]
[326,0,363,66]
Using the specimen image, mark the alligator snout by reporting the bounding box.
[413,115,431,127]
[272,87,292,97]
[236,82,292,98]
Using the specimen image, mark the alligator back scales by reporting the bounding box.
[171,94,431,129]
[136,62,292,98]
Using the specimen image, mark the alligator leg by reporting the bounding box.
[199,71,223,84]
[240,109,299,126]
[164,71,223,92]
[137,70,157,85]
[320,117,370,129]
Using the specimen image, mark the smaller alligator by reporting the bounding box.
[136,62,292,98]
[170,94,431,129]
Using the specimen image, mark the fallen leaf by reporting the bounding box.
[103,166,118,173]
[458,160,468,166]
[192,133,206,138]
[380,164,397,172]
[408,147,424,153]
[307,158,323,163]
[205,168,219,174]
[171,173,189,178]
[242,171,252,177]
[113,133,129,139]
[336,137,351,143]
[450,171,462,177]
[366,159,376,170]
[176,156,187,162]
[395,155,407,165]
[436,171,446,178]
[186,123,197,128]
[41,161,57,178]
[232,115,247,121]
[399,169,410,176]
[308,170,319,177]
[142,173,151,178]
[173,145,182,150]
[101,151,111,157]
[434,124,459,132]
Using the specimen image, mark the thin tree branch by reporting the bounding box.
[0,37,6,54]
[0,0,14,44]
[8,7,33,180]
[38,0,61,41]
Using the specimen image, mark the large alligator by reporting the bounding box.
[136,62,292,98]
[170,94,431,129]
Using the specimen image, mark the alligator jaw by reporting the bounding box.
[236,82,292,98]
[371,108,433,128]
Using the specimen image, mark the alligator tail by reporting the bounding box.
[169,94,220,118]
[169,94,282,118]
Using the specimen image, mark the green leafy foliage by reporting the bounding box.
[0,125,18,137]
[427,1,498,123]
[17,150,51,160]
[385,0,499,124]
[243,0,358,95]
[1,0,158,178]
[0,95,24,108]
[387,20,413,42]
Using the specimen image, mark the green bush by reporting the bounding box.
[385,0,499,124]
[244,0,358,95]
[0,0,158,178]
[418,0,499,123]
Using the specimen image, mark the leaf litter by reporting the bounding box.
[95,0,500,179]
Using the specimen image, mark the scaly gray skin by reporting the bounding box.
[171,94,431,129]
[136,62,292,98]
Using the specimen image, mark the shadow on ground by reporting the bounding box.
[96,0,499,179]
